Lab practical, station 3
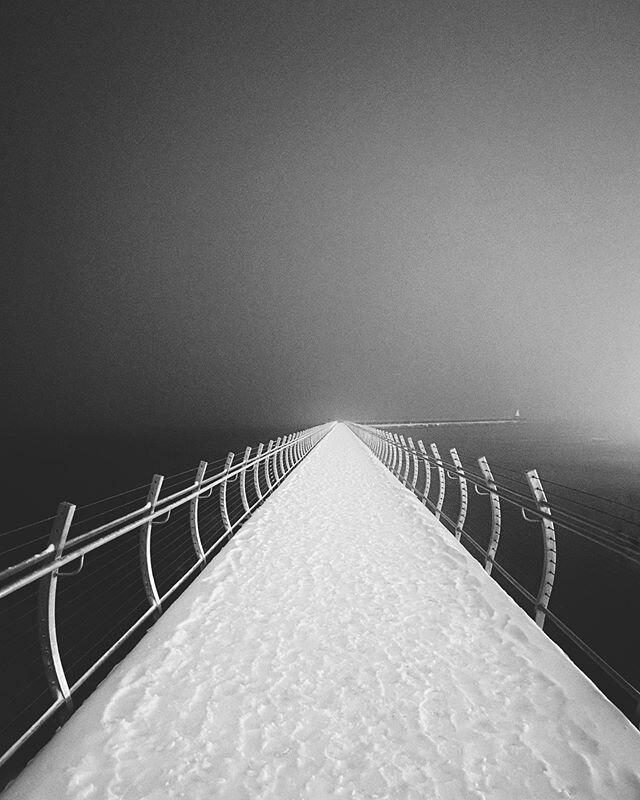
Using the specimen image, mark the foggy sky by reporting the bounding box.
[3,1,640,435]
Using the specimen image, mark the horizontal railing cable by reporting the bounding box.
[0,516,57,540]
[72,482,157,512]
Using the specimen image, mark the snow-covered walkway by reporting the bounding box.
[6,425,640,799]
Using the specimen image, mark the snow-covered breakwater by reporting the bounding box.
[5,424,640,799]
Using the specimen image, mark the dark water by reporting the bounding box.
[384,420,640,722]
[1,425,293,534]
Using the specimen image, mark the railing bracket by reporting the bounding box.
[521,507,539,523]
[59,554,85,577]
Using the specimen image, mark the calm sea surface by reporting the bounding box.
[1,425,291,534]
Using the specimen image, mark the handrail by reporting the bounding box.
[0,422,333,777]
[348,421,640,725]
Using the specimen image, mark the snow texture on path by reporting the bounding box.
[6,424,640,800]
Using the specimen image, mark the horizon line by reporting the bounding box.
[350,417,526,428]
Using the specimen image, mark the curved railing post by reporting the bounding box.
[219,453,234,539]
[389,434,399,476]
[280,435,288,476]
[289,433,297,469]
[478,456,502,575]
[264,440,274,492]
[526,469,557,629]
[380,433,389,468]
[399,435,410,486]
[283,435,292,474]
[239,447,251,515]
[417,440,432,504]
[273,437,282,484]
[295,432,302,463]
[370,428,378,458]
[407,437,419,493]
[284,433,293,475]
[253,443,264,502]
[430,443,446,520]
[140,474,164,618]
[389,433,397,472]
[391,434,400,479]
[374,433,383,461]
[277,436,287,483]
[278,436,287,479]
[394,433,402,479]
[38,502,76,717]
[450,448,468,541]
[189,461,208,570]
[297,432,303,463]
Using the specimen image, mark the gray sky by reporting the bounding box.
[3,0,640,433]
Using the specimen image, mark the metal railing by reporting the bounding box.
[0,423,332,779]
[349,422,640,727]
